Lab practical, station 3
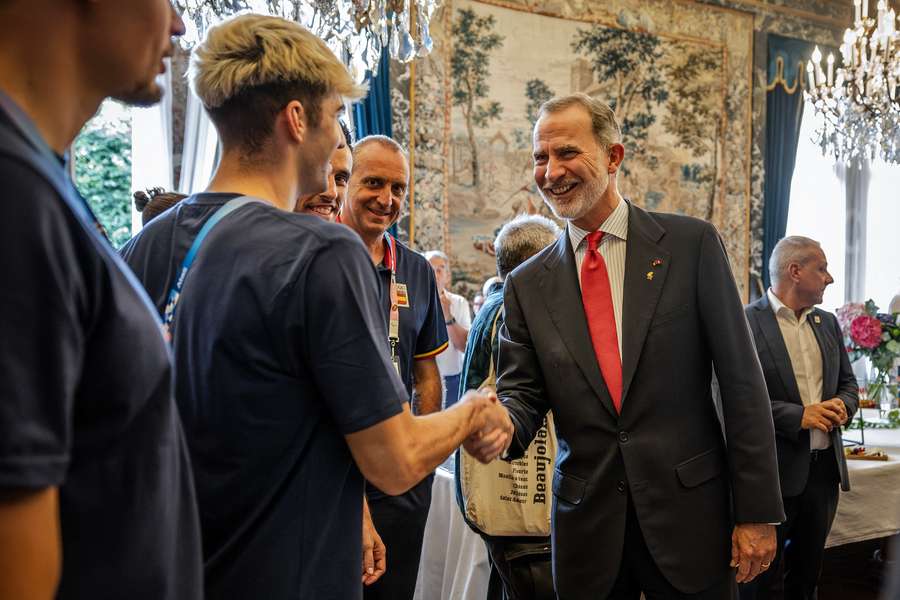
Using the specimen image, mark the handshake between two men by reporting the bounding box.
[462,387,516,464]
[347,387,515,499]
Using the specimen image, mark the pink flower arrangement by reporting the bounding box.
[850,315,884,350]
[839,301,900,397]
[837,302,867,337]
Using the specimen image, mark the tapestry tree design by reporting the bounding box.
[663,44,723,220]
[572,26,669,166]
[451,8,504,189]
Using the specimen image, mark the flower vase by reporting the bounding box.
[869,370,897,416]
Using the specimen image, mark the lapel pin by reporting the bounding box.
[813,315,821,324]
[646,271,654,281]
[651,259,663,267]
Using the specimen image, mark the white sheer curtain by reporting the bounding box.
[865,160,900,310]
[788,98,900,311]
[178,88,219,194]
[836,159,870,304]
[786,100,846,313]
[131,67,174,233]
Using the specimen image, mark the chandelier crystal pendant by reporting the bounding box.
[309,0,441,82]
[177,1,441,83]
[806,0,900,164]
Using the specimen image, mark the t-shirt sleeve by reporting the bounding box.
[414,265,449,360]
[0,160,84,489]
[454,294,472,329]
[303,236,408,434]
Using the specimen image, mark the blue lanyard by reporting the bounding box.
[0,90,106,240]
[161,196,260,339]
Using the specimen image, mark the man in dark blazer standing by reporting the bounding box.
[741,236,858,600]
[467,93,785,599]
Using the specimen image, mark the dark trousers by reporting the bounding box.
[364,475,433,600]
[484,537,554,600]
[443,373,461,409]
[739,450,840,600]
[607,495,738,599]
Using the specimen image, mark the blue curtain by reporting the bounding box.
[352,48,393,139]
[762,34,814,289]
[352,47,396,236]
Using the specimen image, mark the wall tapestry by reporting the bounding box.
[393,0,755,299]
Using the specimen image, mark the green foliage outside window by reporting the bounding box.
[72,112,132,249]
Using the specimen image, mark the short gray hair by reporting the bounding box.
[769,236,822,284]
[423,250,449,264]
[352,134,409,161]
[495,214,562,278]
[538,93,622,149]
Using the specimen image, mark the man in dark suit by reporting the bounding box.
[741,236,858,600]
[468,93,785,599]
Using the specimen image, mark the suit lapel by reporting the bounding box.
[809,308,836,396]
[620,203,670,404]
[754,296,804,406]
[541,234,618,419]
[808,309,849,480]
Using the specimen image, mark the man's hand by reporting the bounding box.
[438,288,452,320]
[821,398,849,425]
[801,401,845,432]
[730,523,776,584]
[362,499,386,586]
[462,387,514,463]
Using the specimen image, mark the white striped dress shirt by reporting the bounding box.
[767,288,830,450]
[568,199,629,360]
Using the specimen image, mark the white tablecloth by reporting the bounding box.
[826,421,900,547]
[414,468,491,600]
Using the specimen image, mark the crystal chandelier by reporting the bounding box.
[806,0,900,164]
[177,0,441,82]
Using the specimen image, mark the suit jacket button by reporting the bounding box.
[617,480,627,493]
[618,431,629,443]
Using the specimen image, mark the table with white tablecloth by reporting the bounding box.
[826,421,900,547]
[414,467,491,600]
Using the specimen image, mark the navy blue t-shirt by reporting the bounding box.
[0,96,203,599]
[365,236,447,503]
[120,193,408,600]
[376,235,448,398]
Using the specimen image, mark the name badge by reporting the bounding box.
[396,283,410,308]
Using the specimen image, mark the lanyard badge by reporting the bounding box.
[384,233,401,375]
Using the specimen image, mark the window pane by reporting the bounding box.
[72,100,133,249]
[866,159,900,311]
[785,99,845,312]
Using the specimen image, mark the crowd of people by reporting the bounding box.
[0,1,870,599]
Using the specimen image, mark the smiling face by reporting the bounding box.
[295,143,352,221]
[295,92,345,197]
[342,143,409,242]
[532,104,616,224]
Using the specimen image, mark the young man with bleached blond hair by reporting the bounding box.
[121,14,511,599]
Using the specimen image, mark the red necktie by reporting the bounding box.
[581,231,623,413]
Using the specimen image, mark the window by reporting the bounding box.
[866,160,900,311]
[72,100,133,248]
[787,98,900,313]
[786,99,845,312]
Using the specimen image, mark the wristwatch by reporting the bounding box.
[445,317,457,326]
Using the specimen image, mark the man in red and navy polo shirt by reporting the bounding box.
[341,134,448,600]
